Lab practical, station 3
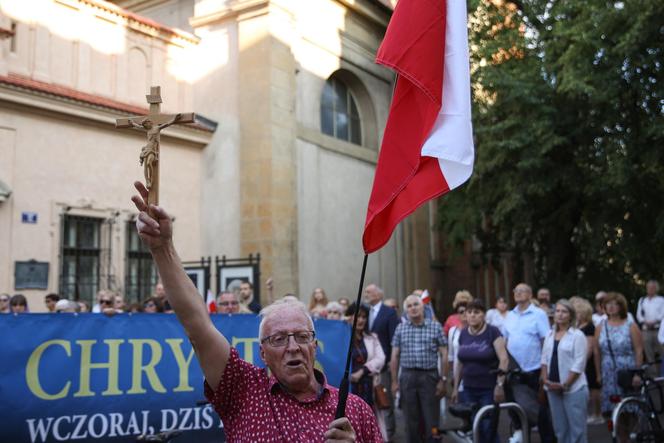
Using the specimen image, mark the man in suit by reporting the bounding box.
[365,283,400,441]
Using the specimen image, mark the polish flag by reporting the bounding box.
[421,289,431,305]
[206,289,217,314]
[363,0,474,253]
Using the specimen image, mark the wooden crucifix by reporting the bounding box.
[116,86,195,207]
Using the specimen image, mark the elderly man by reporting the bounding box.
[364,283,399,440]
[390,294,447,443]
[503,283,553,443]
[637,280,664,377]
[217,291,241,314]
[131,182,379,442]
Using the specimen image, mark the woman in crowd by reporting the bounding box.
[143,296,164,313]
[325,301,344,320]
[308,287,329,318]
[594,292,643,442]
[541,299,589,443]
[9,294,28,313]
[570,296,603,424]
[452,300,508,443]
[444,290,473,335]
[345,302,387,439]
[486,296,509,331]
[447,302,468,384]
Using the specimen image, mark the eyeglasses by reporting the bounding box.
[0,298,8,302]
[261,331,315,347]
[219,301,239,306]
[457,308,466,314]
[100,299,113,305]
[144,302,156,308]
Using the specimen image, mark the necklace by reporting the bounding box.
[469,322,486,335]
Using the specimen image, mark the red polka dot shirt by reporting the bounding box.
[204,348,383,442]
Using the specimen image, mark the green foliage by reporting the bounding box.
[439,0,664,301]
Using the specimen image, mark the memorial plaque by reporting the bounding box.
[15,260,49,290]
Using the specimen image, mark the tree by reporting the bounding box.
[439,0,664,300]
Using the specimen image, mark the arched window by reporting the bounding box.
[321,77,362,145]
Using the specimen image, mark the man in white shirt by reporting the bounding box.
[503,283,553,443]
[637,280,664,376]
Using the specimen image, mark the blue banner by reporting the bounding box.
[0,314,350,443]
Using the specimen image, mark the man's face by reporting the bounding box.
[0,295,9,311]
[45,298,57,312]
[513,284,532,304]
[260,310,317,391]
[155,283,166,298]
[217,293,240,314]
[537,289,550,303]
[364,285,381,306]
[404,297,424,322]
[647,282,658,296]
[114,296,125,310]
[239,283,252,301]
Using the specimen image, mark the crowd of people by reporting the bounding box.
[2,278,663,443]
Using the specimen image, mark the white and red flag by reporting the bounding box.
[206,289,217,314]
[362,0,474,253]
[421,289,431,304]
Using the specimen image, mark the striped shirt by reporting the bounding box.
[392,318,447,370]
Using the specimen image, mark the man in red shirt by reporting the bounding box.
[131,182,380,442]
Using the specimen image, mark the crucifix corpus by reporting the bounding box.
[116,86,195,208]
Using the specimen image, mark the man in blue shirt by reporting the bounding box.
[503,283,553,443]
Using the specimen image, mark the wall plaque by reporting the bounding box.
[14,260,49,290]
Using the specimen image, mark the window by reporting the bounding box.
[321,77,362,145]
[60,216,101,301]
[125,222,158,302]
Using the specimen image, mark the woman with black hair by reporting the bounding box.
[346,302,386,439]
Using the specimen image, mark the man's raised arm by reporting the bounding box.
[131,181,230,388]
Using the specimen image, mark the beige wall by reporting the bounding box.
[0,104,205,311]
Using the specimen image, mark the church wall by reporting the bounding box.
[0,105,204,311]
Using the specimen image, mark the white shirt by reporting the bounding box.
[636,295,664,325]
[504,303,551,372]
[541,328,588,394]
[486,308,508,332]
[369,301,382,330]
[659,321,664,344]
[591,313,606,326]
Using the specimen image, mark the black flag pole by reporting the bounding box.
[334,253,369,419]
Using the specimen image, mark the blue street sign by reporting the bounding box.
[21,212,38,224]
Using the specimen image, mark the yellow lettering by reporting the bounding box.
[231,337,259,364]
[74,339,124,397]
[165,339,195,392]
[26,340,71,400]
[127,339,166,394]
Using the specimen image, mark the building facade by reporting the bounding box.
[0,0,437,311]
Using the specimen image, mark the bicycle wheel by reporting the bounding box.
[612,398,657,443]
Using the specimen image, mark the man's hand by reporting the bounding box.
[435,378,446,397]
[324,417,356,443]
[391,380,399,396]
[350,369,363,383]
[131,181,173,251]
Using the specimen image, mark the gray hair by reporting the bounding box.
[258,299,314,340]
[402,294,421,311]
[325,301,343,314]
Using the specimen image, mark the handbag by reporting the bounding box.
[374,383,390,410]
[603,320,637,392]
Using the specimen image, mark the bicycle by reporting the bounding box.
[610,364,664,443]
[441,368,530,442]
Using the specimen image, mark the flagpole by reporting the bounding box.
[334,253,369,419]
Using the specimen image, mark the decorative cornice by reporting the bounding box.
[189,0,269,28]
[0,74,214,143]
[76,0,200,44]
